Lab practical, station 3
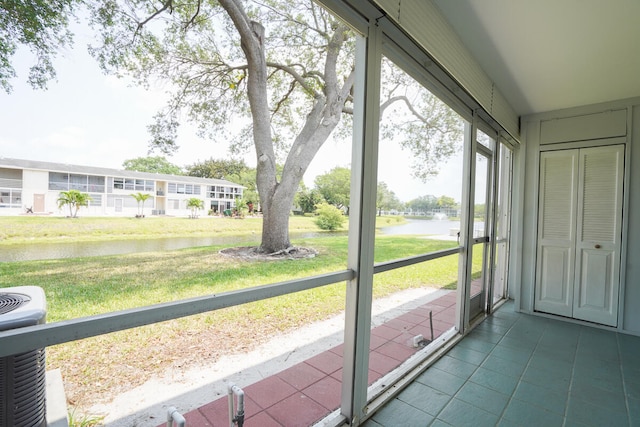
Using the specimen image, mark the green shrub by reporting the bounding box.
[314,202,346,231]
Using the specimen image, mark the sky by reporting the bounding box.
[1,26,464,203]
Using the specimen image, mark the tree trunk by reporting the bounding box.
[220,1,354,253]
[260,188,294,252]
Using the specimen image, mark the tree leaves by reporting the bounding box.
[0,0,80,93]
[122,155,183,174]
[86,0,355,161]
[57,189,92,218]
[379,58,464,182]
[314,166,350,210]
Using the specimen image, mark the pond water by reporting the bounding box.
[0,219,479,262]
[380,219,462,236]
[0,232,346,262]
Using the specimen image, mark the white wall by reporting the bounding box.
[519,97,640,334]
[22,170,51,213]
[625,106,640,334]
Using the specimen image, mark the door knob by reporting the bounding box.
[595,244,601,249]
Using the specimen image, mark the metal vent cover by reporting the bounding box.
[0,286,46,331]
[0,348,47,427]
[0,292,31,315]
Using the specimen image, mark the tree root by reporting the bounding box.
[220,246,317,260]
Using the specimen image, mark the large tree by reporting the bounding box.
[406,194,439,214]
[86,0,462,253]
[186,158,259,206]
[3,0,464,253]
[376,181,402,216]
[0,0,459,252]
[437,195,458,210]
[89,0,356,253]
[295,184,324,215]
[314,166,351,212]
[185,158,250,181]
[123,156,183,175]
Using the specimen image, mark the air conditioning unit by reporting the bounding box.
[0,286,47,427]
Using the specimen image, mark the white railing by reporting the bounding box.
[0,246,462,358]
[0,244,466,427]
[0,270,353,357]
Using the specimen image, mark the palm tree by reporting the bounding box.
[57,190,92,218]
[131,192,151,217]
[186,198,204,219]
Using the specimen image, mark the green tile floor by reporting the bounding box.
[364,301,640,427]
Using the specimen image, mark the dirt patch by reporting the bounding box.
[219,246,318,261]
[56,247,317,417]
[53,245,319,419]
[55,314,291,419]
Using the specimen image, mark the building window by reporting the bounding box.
[69,174,88,191]
[49,173,105,192]
[113,178,124,189]
[207,185,242,201]
[168,182,201,195]
[88,176,105,192]
[88,193,103,206]
[113,177,154,192]
[0,189,21,208]
[49,172,69,190]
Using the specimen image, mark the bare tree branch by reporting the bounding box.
[183,0,203,30]
[272,79,297,117]
[339,68,356,114]
[253,0,330,39]
[267,61,321,97]
[381,95,427,122]
[137,0,174,34]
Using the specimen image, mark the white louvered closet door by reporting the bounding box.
[534,150,579,318]
[535,145,624,326]
[573,145,624,326]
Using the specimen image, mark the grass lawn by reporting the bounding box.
[0,235,460,321]
[0,215,474,419]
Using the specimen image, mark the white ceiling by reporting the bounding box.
[433,0,640,116]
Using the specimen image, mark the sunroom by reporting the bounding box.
[1,0,639,426]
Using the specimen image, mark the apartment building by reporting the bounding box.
[0,158,244,217]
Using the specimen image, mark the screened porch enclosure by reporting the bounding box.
[2,0,640,426]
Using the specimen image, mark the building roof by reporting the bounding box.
[0,157,245,188]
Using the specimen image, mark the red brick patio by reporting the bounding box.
[165,290,459,426]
